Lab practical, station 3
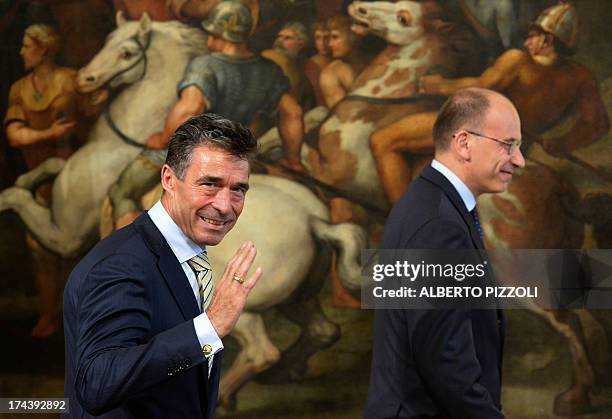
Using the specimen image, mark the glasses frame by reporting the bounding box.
[463,130,522,155]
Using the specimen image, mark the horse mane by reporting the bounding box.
[150,20,208,57]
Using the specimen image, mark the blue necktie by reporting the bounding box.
[470,208,484,240]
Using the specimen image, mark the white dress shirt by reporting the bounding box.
[148,200,223,376]
[431,159,476,212]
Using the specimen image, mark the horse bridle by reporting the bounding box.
[103,32,153,149]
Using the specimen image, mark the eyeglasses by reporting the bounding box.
[463,130,522,155]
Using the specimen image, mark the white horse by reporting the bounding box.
[0,13,207,258]
[207,175,366,408]
[0,10,368,409]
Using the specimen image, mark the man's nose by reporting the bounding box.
[212,188,231,214]
[512,147,526,168]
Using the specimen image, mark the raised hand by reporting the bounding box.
[206,241,263,338]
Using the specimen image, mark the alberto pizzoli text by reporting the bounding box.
[372,286,538,299]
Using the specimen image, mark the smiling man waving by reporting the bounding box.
[63,113,261,418]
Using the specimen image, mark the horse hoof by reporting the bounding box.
[553,389,593,416]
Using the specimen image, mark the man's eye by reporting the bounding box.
[120,50,133,59]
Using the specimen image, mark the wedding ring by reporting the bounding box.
[232,274,244,284]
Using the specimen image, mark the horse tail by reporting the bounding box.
[309,216,367,292]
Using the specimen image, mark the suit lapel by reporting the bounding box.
[421,167,506,363]
[133,213,200,320]
[133,214,216,394]
[421,165,485,250]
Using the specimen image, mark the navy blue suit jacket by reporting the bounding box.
[364,165,506,419]
[63,213,221,418]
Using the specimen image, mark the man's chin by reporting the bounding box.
[193,231,224,247]
[194,222,235,246]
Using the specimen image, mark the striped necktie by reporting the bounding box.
[470,208,484,240]
[187,250,214,313]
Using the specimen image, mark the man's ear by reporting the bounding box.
[160,164,176,193]
[452,131,471,161]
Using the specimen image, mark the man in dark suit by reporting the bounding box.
[364,88,525,418]
[63,113,262,418]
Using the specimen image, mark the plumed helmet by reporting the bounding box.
[532,1,578,51]
[201,1,253,43]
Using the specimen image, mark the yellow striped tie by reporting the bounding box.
[187,251,214,313]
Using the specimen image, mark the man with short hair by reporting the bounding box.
[279,14,367,171]
[110,0,304,228]
[63,114,262,418]
[319,14,367,109]
[273,21,309,60]
[262,21,311,109]
[365,88,525,419]
[304,19,331,107]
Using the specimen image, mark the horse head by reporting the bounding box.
[348,0,425,46]
[77,12,154,92]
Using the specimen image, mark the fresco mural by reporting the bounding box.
[1,0,612,417]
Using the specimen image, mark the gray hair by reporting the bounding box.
[165,113,257,179]
[282,21,309,44]
[432,88,491,151]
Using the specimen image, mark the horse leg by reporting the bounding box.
[14,158,65,190]
[534,307,595,416]
[0,187,83,258]
[218,312,280,410]
[25,234,62,338]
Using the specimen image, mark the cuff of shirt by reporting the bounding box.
[193,313,223,357]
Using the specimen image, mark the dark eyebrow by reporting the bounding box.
[196,175,223,184]
[196,175,250,191]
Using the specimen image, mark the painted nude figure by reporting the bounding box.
[371,2,609,204]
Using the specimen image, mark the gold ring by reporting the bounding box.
[232,275,244,284]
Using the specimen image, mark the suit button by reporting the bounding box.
[202,344,213,355]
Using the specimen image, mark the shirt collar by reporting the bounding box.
[148,200,204,263]
[431,159,476,212]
